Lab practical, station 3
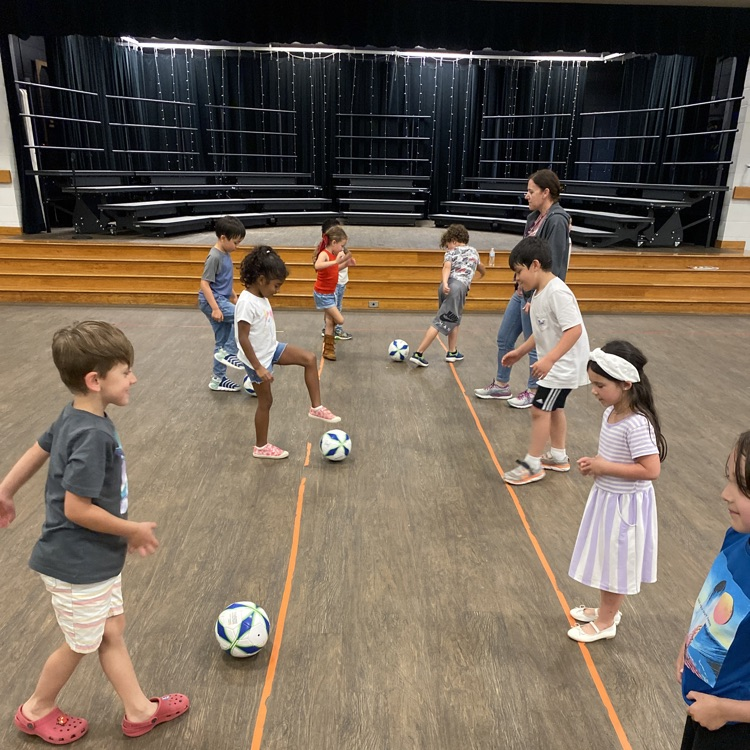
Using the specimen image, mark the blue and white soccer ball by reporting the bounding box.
[388,339,410,362]
[319,429,352,462]
[215,601,270,658]
[243,376,257,397]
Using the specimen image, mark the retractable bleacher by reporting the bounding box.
[333,174,430,226]
[430,177,726,248]
[34,170,332,236]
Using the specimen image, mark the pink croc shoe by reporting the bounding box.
[14,705,88,745]
[121,693,190,738]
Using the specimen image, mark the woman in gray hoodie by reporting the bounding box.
[474,169,571,408]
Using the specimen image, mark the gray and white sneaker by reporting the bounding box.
[540,451,571,472]
[508,389,536,409]
[474,381,512,399]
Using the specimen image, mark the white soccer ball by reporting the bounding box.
[388,339,410,362]
[215,601,270,658]
[243,376,257,397]
[319,429,352,462]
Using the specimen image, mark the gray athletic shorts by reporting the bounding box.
[431,278,468,336]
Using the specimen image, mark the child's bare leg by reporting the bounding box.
[550,409,567,451]
[324,308,343,335]
[253,381,273,446]
[278,345,322,407]
[447,325,459,352]
[98,614,155,722]
[416,326,439,355]
[22,643,85,719]
[528,407,552,457]
[578,591,626,634]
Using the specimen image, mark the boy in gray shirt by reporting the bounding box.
[0,321,189,744]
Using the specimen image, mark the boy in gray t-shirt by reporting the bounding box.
[198,215,247,392]
[0,321,188,744]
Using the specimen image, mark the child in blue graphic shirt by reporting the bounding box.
[0,321,188,745]
[677,431,750,749]
[198,215,246,392]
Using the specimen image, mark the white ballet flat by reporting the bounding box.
[567,621,617,643]
[570,605,622,626]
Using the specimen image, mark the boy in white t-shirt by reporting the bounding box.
[501,236,590,485]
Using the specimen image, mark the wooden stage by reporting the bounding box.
[0,302,748,749]
[0,225,748,315]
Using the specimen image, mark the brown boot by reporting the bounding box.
[323,333,336,361]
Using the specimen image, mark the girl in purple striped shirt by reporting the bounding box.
[567,340,668,643]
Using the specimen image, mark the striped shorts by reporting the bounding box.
[40,573,124,654]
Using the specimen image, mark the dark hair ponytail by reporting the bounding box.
[588,340,667,462]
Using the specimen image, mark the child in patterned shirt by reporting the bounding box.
[410,224,485,367]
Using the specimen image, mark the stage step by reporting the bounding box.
[0,240,747,314]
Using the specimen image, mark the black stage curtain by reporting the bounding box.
[2,1,750,58]
[17,37,747,218]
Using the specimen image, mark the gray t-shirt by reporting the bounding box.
[29,403,128,584]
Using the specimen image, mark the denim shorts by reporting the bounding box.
[243,342,287,384]
[313,291,337,310]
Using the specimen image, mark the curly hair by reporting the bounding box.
[239,246,289,288]
[440,224,469,247]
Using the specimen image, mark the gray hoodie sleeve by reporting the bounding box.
[541,210,570,282]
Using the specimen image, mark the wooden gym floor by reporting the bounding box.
[0,304,748,750]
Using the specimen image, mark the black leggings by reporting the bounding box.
[681,716,750,749]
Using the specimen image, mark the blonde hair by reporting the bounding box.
[52,321,134,393]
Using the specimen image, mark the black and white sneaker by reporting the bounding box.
[410,352,429,367]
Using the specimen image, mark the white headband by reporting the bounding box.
[589,348,640,383]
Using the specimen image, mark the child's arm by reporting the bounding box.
[314,251,341,271]
[686,692,750,730]
[577,453,660,481]
[475,261,486,279]
[336,247,353,266]
[531,324,581,379]
[0,442,50,528]
[502,333,536,366]
[200,279,225,322]
[237,321,272,382]
[64,491,159,557]
[441,260,452,293]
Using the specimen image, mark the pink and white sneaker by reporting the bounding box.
[253,443,289,459]
[308,405,341,423]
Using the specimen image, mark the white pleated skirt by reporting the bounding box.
[568,485,658,595]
